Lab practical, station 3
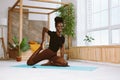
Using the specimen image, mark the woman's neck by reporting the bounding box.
[56,31,62,37]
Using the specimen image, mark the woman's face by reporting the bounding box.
[56,22,63,33]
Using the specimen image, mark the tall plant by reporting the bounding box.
[58,3,75,48]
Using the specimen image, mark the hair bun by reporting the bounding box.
[55,17,63,23]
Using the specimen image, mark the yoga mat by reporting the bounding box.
[12,64,97,71]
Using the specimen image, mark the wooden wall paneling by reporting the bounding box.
[74,48,78,59]
[77,47,80,59]
[87,47,91,60]
[115,48,120,63]
[101,48,107,62]
[89,48,95,61]
[69,47,75,59]
[75,48,79,59]
[109,48,115,63]
[69,48,72,59]
[79,47,82,59]
[95,48,102,61]
[85,48,89,60]
[71,47,75,59]
[80,48,85,60]
[79,47,83,59]
[69,46,120,64]
[93,48,97,61]
[105,48,109,62]
[114,48,118,63]
[77,48,80,59]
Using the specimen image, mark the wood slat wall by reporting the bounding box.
[69,46,120,63]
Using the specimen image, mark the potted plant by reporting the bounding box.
[83,35,95,46]
[58,3,75,59]
[11,36,30,61]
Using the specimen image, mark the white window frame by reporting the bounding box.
[86,0,120,45]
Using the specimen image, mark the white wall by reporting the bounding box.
[0,0,15,58]
[0,27,7,58]
[76,0,86,46]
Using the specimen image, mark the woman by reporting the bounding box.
[27,17,68,66]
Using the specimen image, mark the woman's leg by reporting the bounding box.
[50,56,68,67]
[27,46,42,65]
[27,49,56,66]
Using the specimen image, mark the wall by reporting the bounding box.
[0,0,15,59]
[9,9,47,43]
[69,46,120,64]
[0,27,7,58]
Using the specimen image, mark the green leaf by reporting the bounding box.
[12,36,19,46]
[20,38,30,52]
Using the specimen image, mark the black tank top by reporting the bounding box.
[48,31,65,52]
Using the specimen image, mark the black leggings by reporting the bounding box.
[27,48,68,66]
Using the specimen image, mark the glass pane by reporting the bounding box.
[101,10,108,27]
[112,29,120,44]
[119,0,120,6]
[92,13,100,28]
[93,0,100,12]
[101,30,109,45]
[111,7,119,25]
[119,7,120,23]
[91,31,101,45]
[101,0,108,10]
[111,0,119,8]
[90,30,109,45]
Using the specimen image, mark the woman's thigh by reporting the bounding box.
[32,49,56,64]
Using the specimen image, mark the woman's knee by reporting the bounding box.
[27,59,35,66]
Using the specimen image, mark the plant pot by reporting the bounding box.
[16,56,22,62]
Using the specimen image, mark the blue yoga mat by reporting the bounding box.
[12,64,97,71]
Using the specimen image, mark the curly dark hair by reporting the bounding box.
[54,17,63,27]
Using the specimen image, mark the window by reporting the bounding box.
[87,0,120,45]
[88,30,109,45]
[112,29,120,44]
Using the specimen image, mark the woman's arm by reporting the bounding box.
[60,44,65,58]
[41,27,49,49]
